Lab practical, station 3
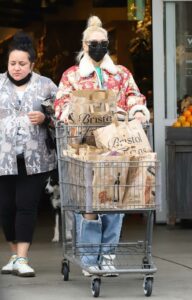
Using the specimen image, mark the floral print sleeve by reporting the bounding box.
[116,65,146,112]
[54,66,77,113]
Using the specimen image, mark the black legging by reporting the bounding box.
[0,157,49,243]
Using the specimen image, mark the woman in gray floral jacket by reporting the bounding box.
[0,32,57,277]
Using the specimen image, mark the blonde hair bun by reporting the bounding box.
[87,16,102,28]
[77,15,108,61]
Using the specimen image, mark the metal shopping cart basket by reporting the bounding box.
[56,121,161,298]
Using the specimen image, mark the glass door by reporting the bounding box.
[152,0,192,222]
[165,1,192,119]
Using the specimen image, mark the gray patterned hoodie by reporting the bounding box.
[0,72,57,175]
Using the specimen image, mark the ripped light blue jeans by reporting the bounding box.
[75,213,124,267]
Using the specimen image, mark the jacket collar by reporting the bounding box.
[79,53,118,77]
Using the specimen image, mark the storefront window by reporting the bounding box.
[164,2,192,118]
[176,3,192,102]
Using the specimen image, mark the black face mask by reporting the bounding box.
[88,42,108,62]
[7,71,32,86]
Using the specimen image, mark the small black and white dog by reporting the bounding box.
[45,170,61,242]
[45,169,72,242]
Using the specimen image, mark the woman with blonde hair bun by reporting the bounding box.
[54,15,150,276]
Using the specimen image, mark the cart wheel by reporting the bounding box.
[91,278,101,298]
[62,262,69,281]
[143,277,153,297]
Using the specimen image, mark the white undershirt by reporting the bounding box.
[16,90,24,99]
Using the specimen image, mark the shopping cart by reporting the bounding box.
[56,121,161,298]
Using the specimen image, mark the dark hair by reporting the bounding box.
[8,31,36,63]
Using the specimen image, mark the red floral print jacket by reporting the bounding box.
[54,53,150,120]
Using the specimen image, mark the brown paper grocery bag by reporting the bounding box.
[81,153,130,209]
[123,153,157,208]
[62,149,129,210]
[93,119,152,156]
[69,89,117,125]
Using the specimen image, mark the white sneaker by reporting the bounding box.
[100,255,118,277]
[82,265,100,277]
[1,255,17,274]
[12,257,35,277]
